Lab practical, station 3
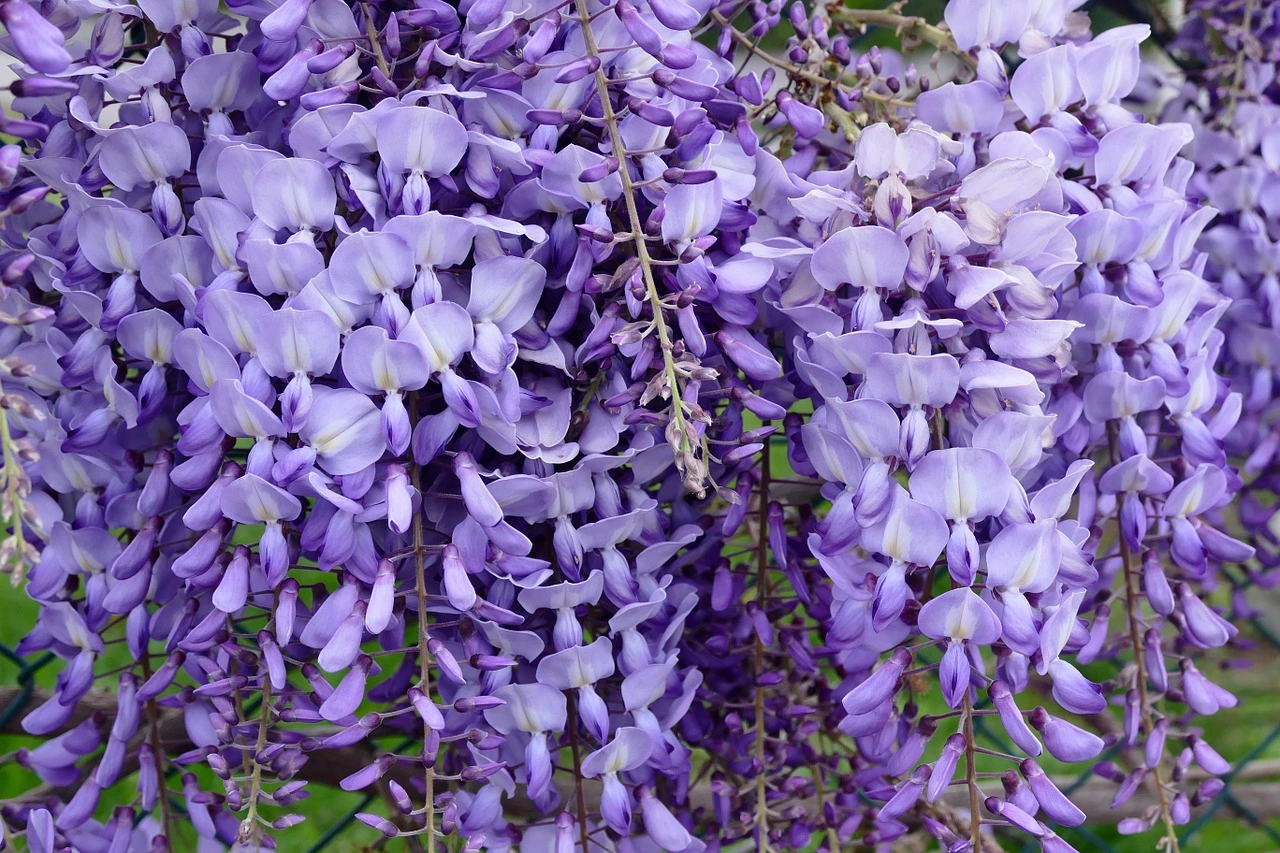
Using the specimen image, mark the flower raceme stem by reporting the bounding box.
[752,425,773,852]
[826,4,966,60]
[408,435,439,851]
[1109,421,1182,853]
[0,382,35,587]
[574,0,714,498]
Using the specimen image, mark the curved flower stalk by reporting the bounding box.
[572,0,715,499]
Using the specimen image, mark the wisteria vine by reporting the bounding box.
[0,0,1269,851]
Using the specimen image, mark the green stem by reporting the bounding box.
[140,654,176,848]
[362,3,393,79]
[409,393,437,850]
[961,692,983,853]
[238,679,273,849]
[1222,0,1257,125]
[0,389,28,588]
[1108,423,1181,853]
[827,5,970,62]
[566,694,592,852]
[572,0,708,496]
[753,423,772,852]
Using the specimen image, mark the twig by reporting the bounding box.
[1222,0,1257,125]
[0,383,32,587]
[362,3,393,79]
[826,4,973,65]
[408,391,438,852]
[139,655,176,846]
[961,693,984,853]
[711,10,909,110]
[753,426,772,853]
[237,679,274,849]
[1108,423,1181,853]
[566,694,592,852]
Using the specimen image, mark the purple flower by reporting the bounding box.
[0,0,1259,848]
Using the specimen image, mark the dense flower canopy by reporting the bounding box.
[0,0,1269,851]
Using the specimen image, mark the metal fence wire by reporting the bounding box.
[4,596,1280,851]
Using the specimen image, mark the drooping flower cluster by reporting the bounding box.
[0,0,1263,851]
[0,0,779,848]
[1160,0,1280,572]
[691,4,1254,848]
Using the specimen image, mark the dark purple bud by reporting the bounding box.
[1111,768,1146,807]
[877,765,929,823]
[787,1,807,32]
[193,675,247,698]
[555,56,599,83]
[1021,760,1086,826]
[526,108,582,126]
[991,681,1041,757]
[843,648,910,715]
[723,442,765,464]
[110,517,160,580]
[985,797,1045,836]
[1123,688,1141,747]
[3,252,35,285]
[928,734,965,802]
[308,42,355,73]
[579,157,619,183]
[56,778,101,830]
[356,813,400,838]
[470,654,516,671]
[1178,583,1235,648]
[616,0,664,59]
[137,653,182,702]
[1145,718,1169,769]
[300,81,358,110]
[1192,777,1224,806]
[662,168,718,185]
[383,780,412,815]
[733,72,763,105]
[1030,707,1103,762]
[427,638,466,684]
[621,98,673,128]
[11,76,79,97]
[453,694,506,713]
[652,68,719,101]
[660,44,697,69]
[732,385,786,420]
[715,327,782,381]
[1188,735,1231,774]
[1093,762,1125,783]
[341,754,396,792]
[775,91,824,137]
[1142,550,1174,615]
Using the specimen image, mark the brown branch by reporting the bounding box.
[1108,423,1181,853]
